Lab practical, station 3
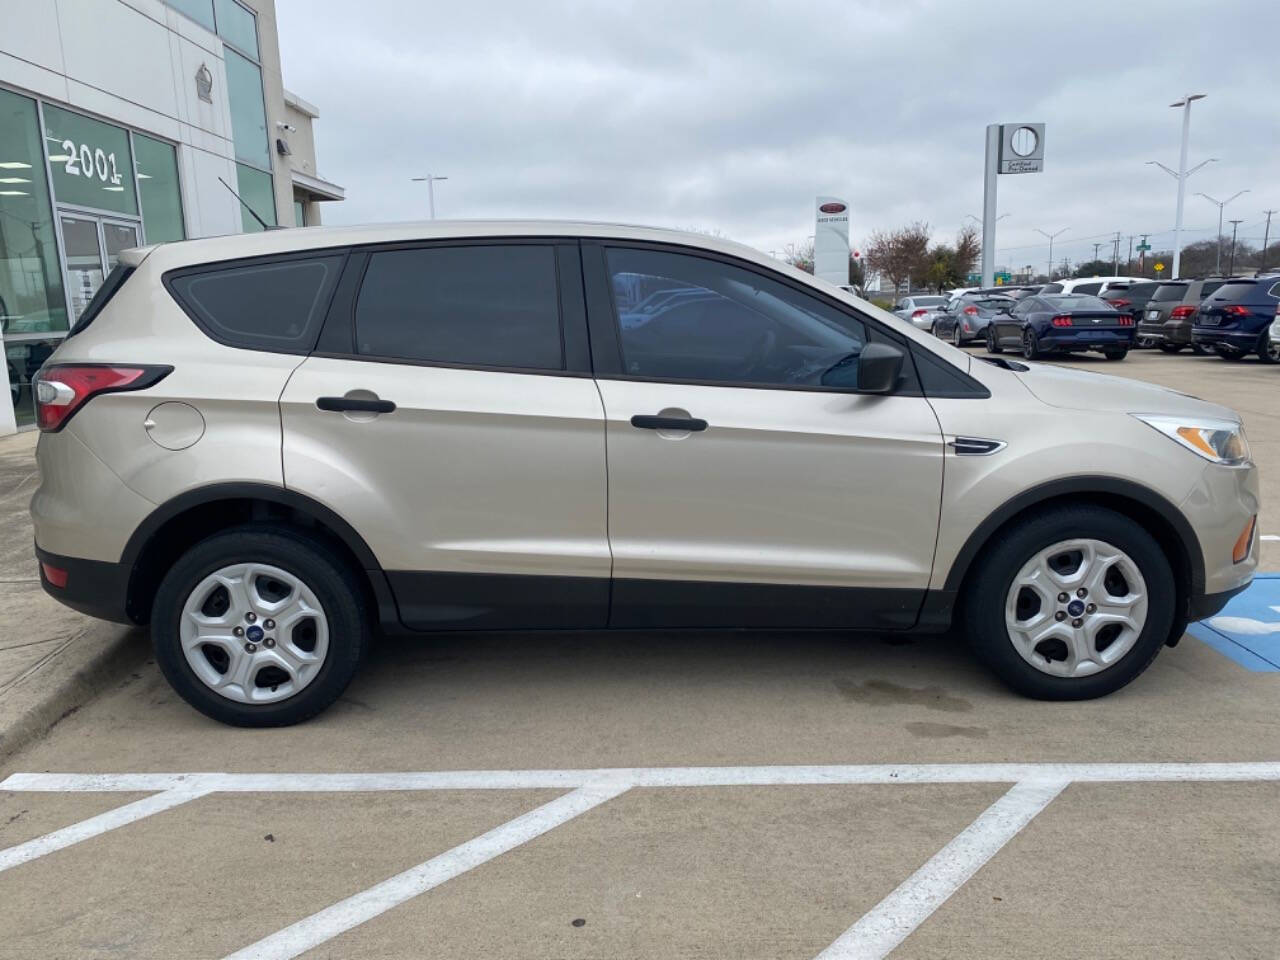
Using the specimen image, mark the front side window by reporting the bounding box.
[355,245,563,370]
[168,255,344,352]
[606,247,869,388]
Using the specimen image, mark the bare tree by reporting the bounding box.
[954,224,980,279]
[783,238,815,274]
[864,222,932,293]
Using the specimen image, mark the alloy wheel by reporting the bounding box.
[179,562,330,704]
[1004,538,1148,678]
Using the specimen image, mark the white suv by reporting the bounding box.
[31,223,1258,725]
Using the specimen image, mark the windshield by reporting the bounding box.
[1045,295,1111,310]
[913,296,947,306]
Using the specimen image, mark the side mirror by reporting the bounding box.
[856,342,904,394]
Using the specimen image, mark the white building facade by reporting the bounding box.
[0,0,343,433]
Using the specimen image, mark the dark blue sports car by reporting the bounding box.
[985,293,1135,361]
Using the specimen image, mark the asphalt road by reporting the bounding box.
[1,346,1278,960]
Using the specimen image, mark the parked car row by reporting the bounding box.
[920,274,1280,364]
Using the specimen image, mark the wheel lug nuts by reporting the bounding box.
[233,626,244,637]
[264,637,276,648]
[1055,611,1066,621]
[1076,588,1087,598]
[246,612,257,623]
[264,619,275,630]
[1086,603,1096,614]
[1072,618,1083,628]
[244,642,257,653]
[1057,593,1068,603]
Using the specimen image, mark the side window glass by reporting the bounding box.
[606,247,868,388]
[355,245,563,369]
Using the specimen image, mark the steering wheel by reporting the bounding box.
[739,329,777,378]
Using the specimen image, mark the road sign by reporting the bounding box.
[1154,262,1165,274]
[993,272,1011,285]
[966,273,981,285]
[1136,243,1151,252]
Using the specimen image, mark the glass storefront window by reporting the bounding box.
[165,0,216,32]
[293,199,305,227]
[43,105,138,216]
[214,0,259,59]
[224,48,271,171]
[6,337,59,428]
[236,163,277,233]
[0,88,68,336]
[60,216,105,319]
[133,133,186,243]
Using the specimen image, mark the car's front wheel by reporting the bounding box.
[952,323,964,347]
[152,526,369,726]
[963,505,1174,700]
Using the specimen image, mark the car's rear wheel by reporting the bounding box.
[963,505,1174,700]
[1215,345,1247,361]
[952,323,963,347]
[152,526,369,726]
[1159,343,1183,354]
[1022,329,1041,360]
[1256,331,1280,365]
[1103,347,1128,361]
[986,328,1002,353]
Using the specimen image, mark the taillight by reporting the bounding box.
[33,364,171,432]
[911,309,928,318]
[1223,305,1251,318]
[1109,299,1131,309]
[1051,315,1073,327]
[1171,305,1196,319]
[963,305,979,315]
[1117,315,1134,326]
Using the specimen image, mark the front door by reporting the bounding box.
[57,213,140,319]
[281,242,611,630]
[587,244,945,629]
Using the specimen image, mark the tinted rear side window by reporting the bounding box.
[1208,281,1258,303]
[1150,283,1187,302]
[1198,280,1226,298]
[355,245,563,370]
[168,255,344,353]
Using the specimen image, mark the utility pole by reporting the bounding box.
[1093,242,1102,266]
[1127,235,1134,274]
[1196,190,1249,274]
[1112,232,1122,275]
[1228,220,1243,275]
[1261,210,1276,273]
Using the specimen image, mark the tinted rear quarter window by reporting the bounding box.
[1208,281,1258,303]
[1198,280,1226,299]
[355,244,563,369]
[168,255,344,353]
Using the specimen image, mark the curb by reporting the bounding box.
[0,621,148,765]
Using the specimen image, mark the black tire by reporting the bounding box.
[1256,331,1280,365]
[152,525,370,727]
[1022,329,1041,360]
[962,505,1175,700]
[1158,343,1183,354]
[986,328,1003,353]
[952,323,963,347]
[1191,343,1209,356]
[1103,348,1128,361]
[1216,346,1247,361]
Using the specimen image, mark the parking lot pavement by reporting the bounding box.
[1,346,1278,959]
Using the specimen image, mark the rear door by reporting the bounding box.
[584,242,944,629]
[280,241,610,630]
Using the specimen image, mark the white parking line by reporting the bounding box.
[1261,535,1280,542]
[0,786,209,875]
[221,784,629,960]
[3,764,1279,959]
[814,779,1068,959]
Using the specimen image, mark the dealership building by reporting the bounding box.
[0,0,344,433]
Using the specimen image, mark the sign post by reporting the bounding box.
[981,123,1046,287]
[814,197,850,287]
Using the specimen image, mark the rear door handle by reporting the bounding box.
[316,396,396,414]
[630,414,707,432]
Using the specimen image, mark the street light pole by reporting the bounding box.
[1228,219,1243,275]
[410,174,449,219]
[1146,94,1213,279]
[1036,228,1068,280]
[1196,190,1249,274]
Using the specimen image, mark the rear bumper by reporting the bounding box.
[1138,321,1191,344]
[1039,330,1134,350]
[34,545,136,625]
[1192,327,1257,350]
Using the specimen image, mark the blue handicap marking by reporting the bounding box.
[1186,574,1280,672]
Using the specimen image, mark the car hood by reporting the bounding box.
[1012,361,1239,421]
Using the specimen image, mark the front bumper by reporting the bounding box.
[1181,459,1259,614]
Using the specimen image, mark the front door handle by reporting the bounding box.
[630,414,707,432]
[317,396,396,414]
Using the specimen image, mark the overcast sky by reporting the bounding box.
[277,0,1276,271]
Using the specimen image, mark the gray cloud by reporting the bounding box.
[277,0,1277,268]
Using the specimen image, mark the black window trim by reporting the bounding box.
[163,247,350,355]
[584,238,987,399]
[311,236,594,378]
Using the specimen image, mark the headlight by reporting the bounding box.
[1133,414,1250,465]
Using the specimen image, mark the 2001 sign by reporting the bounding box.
[59,139,123,186]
